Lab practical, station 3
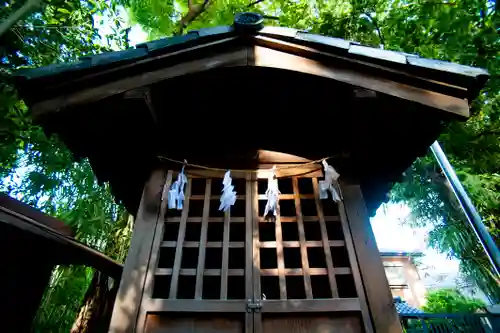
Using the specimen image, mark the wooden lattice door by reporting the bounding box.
[251,176,372,333]
[140,171,253,333]
[139,170,372,333]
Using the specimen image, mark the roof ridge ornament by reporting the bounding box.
[234,12,264,32]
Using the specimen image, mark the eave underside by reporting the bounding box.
[16,37,466,216]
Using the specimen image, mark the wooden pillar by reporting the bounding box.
[109,169,166,333]
[341,184,403,333]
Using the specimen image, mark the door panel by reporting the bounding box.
[139,170,371,333]
[140,173,252,333]
[145,313,245,333]
[251,176,371,333]
[261,314,362,333]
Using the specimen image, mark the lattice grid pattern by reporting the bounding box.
[149,173,358,302]
[255,177,357,300]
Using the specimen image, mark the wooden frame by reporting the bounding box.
[109,168,166,333]
[253,176,373,332]
[341,183,403,333]
[136,173,253,333]
[31,36,468,118]
[109,169,403,333]
[250,42,468,117]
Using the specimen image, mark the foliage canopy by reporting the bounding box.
[423,289,486,313]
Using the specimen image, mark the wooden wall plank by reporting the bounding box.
[109,168,166,333]
[169,180,192,299]
[292,177,313,299]
[311,178,339,298]
[195,179,211,299]
[342,184,402,333]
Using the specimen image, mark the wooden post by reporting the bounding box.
[341,184,403,333]
[108,169,166,333]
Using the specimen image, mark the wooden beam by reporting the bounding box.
[259,268,351,276]
[108,168,166,333]
[156,268,245,276]
[183,165,323,180]
[0,194,72,236]
[312,178,339,298]
[337,193,374,333]
[256,150,312,164]
[275,213,287,300]
[253,35,471,102]
[30,34,468,119]
[0,207,123,279]
[341,184,402,333]
[32,45,248,117]
[195,179,211,299]
[169,180,192,299]
[220,209,230,299]
[144,299,247,312]
[123,87,158,126]
[136,170,172,333]
[261,299,361,313]
[292,177,313,299]
[251,42,469,117]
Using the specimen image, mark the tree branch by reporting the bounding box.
[364,13,385,47]
[177,0,210,35]
[247,0,265,7]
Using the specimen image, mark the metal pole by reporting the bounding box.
[430,141,500,276]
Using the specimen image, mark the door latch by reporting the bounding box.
[246,299,262,313]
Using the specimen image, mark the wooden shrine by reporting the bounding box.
[14,12,489,333]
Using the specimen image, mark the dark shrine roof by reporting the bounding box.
[13,14,489,216]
